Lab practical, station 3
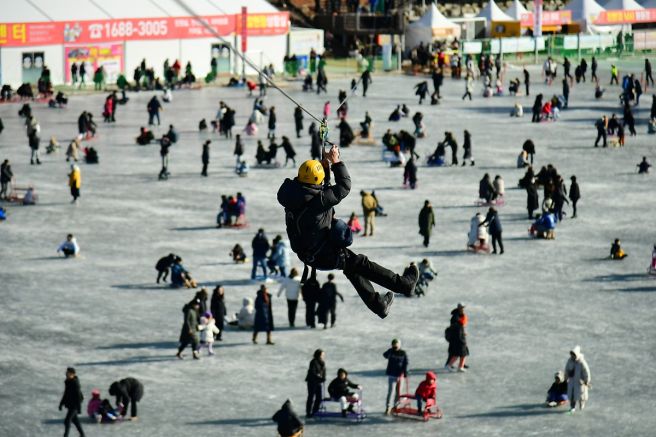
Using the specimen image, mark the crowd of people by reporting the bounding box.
[2,44,655,437]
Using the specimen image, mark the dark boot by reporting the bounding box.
[345,252,418,297]
[343,269,394,319]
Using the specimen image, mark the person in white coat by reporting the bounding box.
[237,298,255,330]
[493,175,505,202]
[277,268,301,328]
[564,345,591,413]
[468,213,488,251]
[57,234,80,258]
[199,312,220,355]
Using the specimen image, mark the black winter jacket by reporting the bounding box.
[277,162,351,262]
[109,377,144,411]
[272,400,303,436]
[383,348,408,378]
[328,377,358,399]
[305,358,326,384]
[60,377,83,411]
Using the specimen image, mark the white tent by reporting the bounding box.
[505,0,530,21]
[603,0,644,9]
[562,0,607,32]
[476,0,515,22]
[405,3,461,48]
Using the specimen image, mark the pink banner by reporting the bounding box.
[520,11,572,27]
[0,12,289,47]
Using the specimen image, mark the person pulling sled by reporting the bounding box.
[277,144,418,319]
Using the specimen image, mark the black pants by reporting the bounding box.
[595,130,607,147]
[62,248,75,257]
[342,250,411,317]
[422,234,430,247]
[647,72,654,86]
[329,305,337,326]
[462,91,472,100]
[71,187,80,200]
[525,82,529,96]
[591,71,598,82]
[157,269,169,283]
[305,300,316,328]
[64,408,84,437]
[306,382,322,416]
[124,399,138,417]
[201,163,208,176]
[178,336,198,354]
[491,232,504,253]
[572,200,578,217]
[610,75,618,85]
[362,84,368,97]
[532,111,540,122]
[287,299,298,327]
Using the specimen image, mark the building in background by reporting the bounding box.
[0,0,290,86]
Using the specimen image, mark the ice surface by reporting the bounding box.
[1,59,655,436]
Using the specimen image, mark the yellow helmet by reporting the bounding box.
[298,160,325,185]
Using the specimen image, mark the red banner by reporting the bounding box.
[520,11,572,27]
[595,9,656,25]
[0,12,289,47]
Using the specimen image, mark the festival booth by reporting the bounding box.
[562,0,612,33]
[594,0,656,48]
[476,0,520,37]
[506,0,574,34]
[405,3,461,49]
[0,0,290,86]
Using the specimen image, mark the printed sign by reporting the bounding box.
[0,12,289,47]
[65,44,124,83]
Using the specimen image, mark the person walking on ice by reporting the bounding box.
[59,367,85,437]
[564,345,591,413]
[277,145,419,319]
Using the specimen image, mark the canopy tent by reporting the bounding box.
[562,0,608,32]
[504,0,530,21]
[603,0,644,9]
[476,0,515,22]
[405,3,461,48]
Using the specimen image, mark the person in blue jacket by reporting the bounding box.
[532,212,556,239]
[383,338,409,414]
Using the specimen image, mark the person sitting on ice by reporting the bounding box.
[530,212,557,239]
[170,257,197,288]
[418,258,438,281]
[468,212,489,250]
[510,102,524,117]
[517,150,530,168]
[541,100,553,121]
[236,297,255,329]
[236,159,249,177]
[198,118,208,131]
[162,87,172,103]
[57,234,80,258]
[328,368,362,417]
[23,187,36,205]
[272,399,304,437]
[610,239,628,260]
[136,127,154,145]
[427,141,447,167]
[388,105,401,122]
[347,212,362,234]
[229,244,247,263]
[649,244,656,275]
[87,389,119,423]
[413,371,437,416]
[637,156,651,174]
[509,78,520,95]
[546,371,568,407]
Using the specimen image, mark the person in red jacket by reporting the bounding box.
[414,371,437,415]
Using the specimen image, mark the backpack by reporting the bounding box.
[444,326,452,342]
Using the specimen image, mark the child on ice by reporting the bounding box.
[545,371,568,407]
[414,371,437,415]
[199,312,220,355]
[347,212,362,234]
[87,389,119,423]
[610,239,628,260]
